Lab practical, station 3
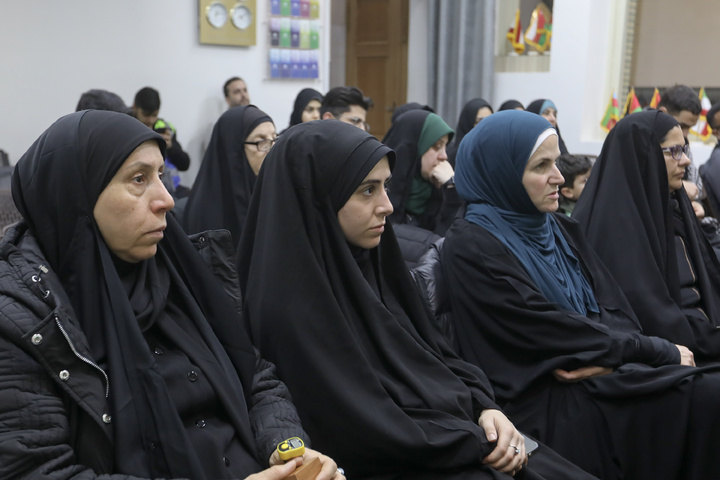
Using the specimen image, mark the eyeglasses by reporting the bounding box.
[661,144,689,161]
[342,116,365,127]
[244,138,277,152]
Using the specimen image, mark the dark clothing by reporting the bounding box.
[498,100,524,111]
[444,216,720,480]
[287,88,323,128]
[393,223,441,269]
[183,105,273,251]
[446,98,493,168]
[6,110,305,479]
[390,102,434,124]
[700,144,720,217]
[574,111,720,360]
[382,110,461,236]
[448,109,720,480]
[526,99,569,154]
[238,120,595,480]
[166,131,191,171]
[0,223,305,479]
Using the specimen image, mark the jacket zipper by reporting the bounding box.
[54,313,110,398]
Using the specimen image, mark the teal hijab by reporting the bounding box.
[455,110,598,315]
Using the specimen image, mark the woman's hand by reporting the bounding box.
[552,366,613,382]
[430,161,454,188]
[267,447,345,480]
[675,344,696,366]
[246,458,302,480]
[692,200,705,219]
[478,409,527,476]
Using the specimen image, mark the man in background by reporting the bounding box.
[132,86,191,197]
[224,76,251,108]
[320,86,370,130]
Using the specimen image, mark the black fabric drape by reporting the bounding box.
[12,110,261,478]
[288,88,323,128]
[183,105,272,250]
[444,108,720,479]
[238,119,566,479]
[574,110,720,359]
[446,98,493,167]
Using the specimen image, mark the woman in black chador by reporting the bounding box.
[287,87,324,129]
[574,110,720,360]
[443,109,720,480]
[0,110,340,479]
[183,105,276,250]
[238,119,597,480]
[446,98,494,167]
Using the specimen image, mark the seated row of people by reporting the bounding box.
[1,110,597,479]
[7,92,720,479]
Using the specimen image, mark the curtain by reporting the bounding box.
[427,0,495,126]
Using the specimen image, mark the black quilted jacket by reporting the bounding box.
[0,223,306,479]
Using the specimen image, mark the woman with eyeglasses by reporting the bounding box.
[574,110,720,361]
[443,109,720,479]
[183,105,277,251]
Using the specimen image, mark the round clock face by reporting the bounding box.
[206,2,229,28]
[231,5,252,30]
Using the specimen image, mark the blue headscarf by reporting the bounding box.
[455,110,598,315]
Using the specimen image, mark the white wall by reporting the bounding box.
[0,1,330,184]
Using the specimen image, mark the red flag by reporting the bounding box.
[622,87,642,118]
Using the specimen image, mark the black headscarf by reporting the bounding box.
[13,110,259,478]
[447,98,493,167]
[390,101,434,124]
[574,110,720,358]
[238,120,499,477]
[288,88,323,127]
[527,99,569,154]
[183,105,272,249]
[498,99,524,111]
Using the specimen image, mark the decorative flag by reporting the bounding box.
[622,87,642,118]
[600,92,620,133]
[649,88,661,109]
[506,9,525,54]
[691,87,713,141]
[525,3,552,53]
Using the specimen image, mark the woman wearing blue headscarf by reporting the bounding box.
[526,99,569,154]
[443,110,720,480]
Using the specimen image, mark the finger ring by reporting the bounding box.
[509,444,520,455]
[337,467,345,475]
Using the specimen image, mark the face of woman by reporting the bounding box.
[541,107,557,127]
[244,121,277,175]
[522,134,564,213]
[474,106,493,126]
[420,134,450,181]
[338,157,393,249]
[661,125,691,192]
[93,141,175,263]
[301,99,322,123]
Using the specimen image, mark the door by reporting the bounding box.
[345,0,408,139]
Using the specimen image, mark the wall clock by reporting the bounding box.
[199,0,257,46]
